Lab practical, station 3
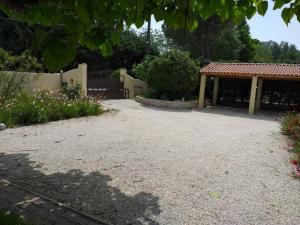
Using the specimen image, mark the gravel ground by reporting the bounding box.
[0,99,299,225]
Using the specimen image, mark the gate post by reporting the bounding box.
[255,79,263,111]
[199,74,207,109]
[212,77,219,106]
[78,63,87,97]
[249,76,258,115]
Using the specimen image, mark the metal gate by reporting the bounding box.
[87,78,125,99]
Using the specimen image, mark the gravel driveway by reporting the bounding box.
[0,99,299,225]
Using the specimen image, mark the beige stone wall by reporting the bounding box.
[119,69,148,99]
[62,64,87,96]
[1,71,61,92]
[1,63,87,96]
[135,96,198,109]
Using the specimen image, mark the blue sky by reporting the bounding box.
[248,7,300,49]
[141,3,300,49]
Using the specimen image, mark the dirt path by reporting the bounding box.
[0,100,299,225]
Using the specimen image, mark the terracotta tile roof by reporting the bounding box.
[200,63,300,79]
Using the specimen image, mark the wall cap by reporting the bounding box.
[135,96,198,109]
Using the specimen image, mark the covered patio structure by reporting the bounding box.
[199,63,300,114]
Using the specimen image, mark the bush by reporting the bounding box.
[61,84,81,99]
[281,112,300,164]
[0,48,43,72]
[0,91,102,127]
[146,49,199,100]
[110,69,121,79]
[281,112,300,140]
[132,55,155,81]
[0,71,29,105]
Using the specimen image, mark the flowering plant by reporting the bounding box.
[0,90,102,127]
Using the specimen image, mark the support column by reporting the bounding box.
[255,79,263,111]
[212,77,219,106]
[249,76,258,115]
[198,74,207,109]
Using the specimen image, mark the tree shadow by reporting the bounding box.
[0,153,161,225]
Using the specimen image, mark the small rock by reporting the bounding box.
[0,123,6,131]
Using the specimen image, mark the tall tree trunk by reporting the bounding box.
[146,15,151,54]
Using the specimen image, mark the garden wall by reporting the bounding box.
[1,64,87,96]
[120,69,148,98]
[62,64,87,96]
[135,96,198,109]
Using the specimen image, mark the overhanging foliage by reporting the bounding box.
[0,0,299,71]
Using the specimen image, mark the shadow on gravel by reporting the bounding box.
[137,104,280,121]
[0,153,161,225]
[201,107,281,121]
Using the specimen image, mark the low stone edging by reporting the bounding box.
[135,96,198,109]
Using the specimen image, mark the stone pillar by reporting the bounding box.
[255,79,263,111]
[78,63,88,97]
[212,77,219,106]
[198,74,207,109]
[249,76,258,115]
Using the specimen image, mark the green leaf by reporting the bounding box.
[112,32,121,45]
[42,38,76,71]
[135,17,145,28]
[100,41,113,56]
[232,7,245,23]
[281,7,294,24]
[76,0,90,23]
[136,0,145,13]
[257,1,268,16]
[273,0,291,9]
[246,6,257,19]
[187,19,198,32]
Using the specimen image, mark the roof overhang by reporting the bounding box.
[200,63,300,80]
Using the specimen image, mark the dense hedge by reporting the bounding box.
[140,50,199,100]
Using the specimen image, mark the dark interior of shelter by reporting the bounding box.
[208,78,300,111]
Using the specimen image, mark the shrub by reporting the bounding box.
[281,112,300,165]
[61,84,81,99]
[0,48,43,72]
[146,49,199,100]
[281,112,300,141]
[0,91,102,127]
[132,55,156,81]
[0,71,27,105]
[110,69,120,79]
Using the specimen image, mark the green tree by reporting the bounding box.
[162,16,243,61]
[237,20,256,62]
[253,40,273,63]
[68,29,158,72]
[254,40,300,63]
[0,0,299,70]
[0,11,35,55]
